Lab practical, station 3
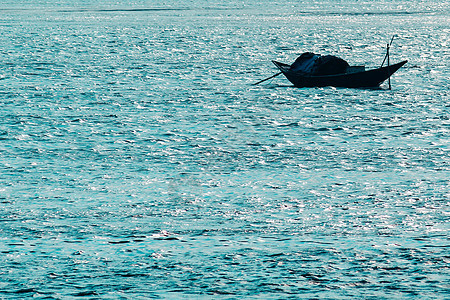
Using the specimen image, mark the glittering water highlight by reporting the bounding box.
[0,1,449,298]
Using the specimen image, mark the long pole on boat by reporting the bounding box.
[380,35,394,90]
[253,72,282,85]
[387,42,391,90]
[380,35,395,68]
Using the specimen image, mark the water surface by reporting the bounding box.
[0,0,449,298]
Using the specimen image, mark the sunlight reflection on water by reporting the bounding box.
[0,0,449,298]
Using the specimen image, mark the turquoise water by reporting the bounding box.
[0,1,449,298]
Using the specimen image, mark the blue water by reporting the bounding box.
[0,1,449,298]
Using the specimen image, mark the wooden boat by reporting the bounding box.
[272,60,407,88]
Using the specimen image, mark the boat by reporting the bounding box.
[272,59,407,88]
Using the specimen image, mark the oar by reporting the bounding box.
[253,72,282,85]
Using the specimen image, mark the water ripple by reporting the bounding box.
[0,0,449,298]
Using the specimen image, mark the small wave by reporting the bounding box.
[61,8,191,13]
[0,7,243,13]
[0,7,190,13]
[72,291,99,297]
[294,10,442,16]
[13,288,37,294]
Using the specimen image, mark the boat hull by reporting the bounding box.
[272,60,407,88]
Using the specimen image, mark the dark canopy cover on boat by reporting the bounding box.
[290,52,349,75]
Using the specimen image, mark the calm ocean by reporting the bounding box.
[0,0,449,298]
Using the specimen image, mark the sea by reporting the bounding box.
[0,0,449,299]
